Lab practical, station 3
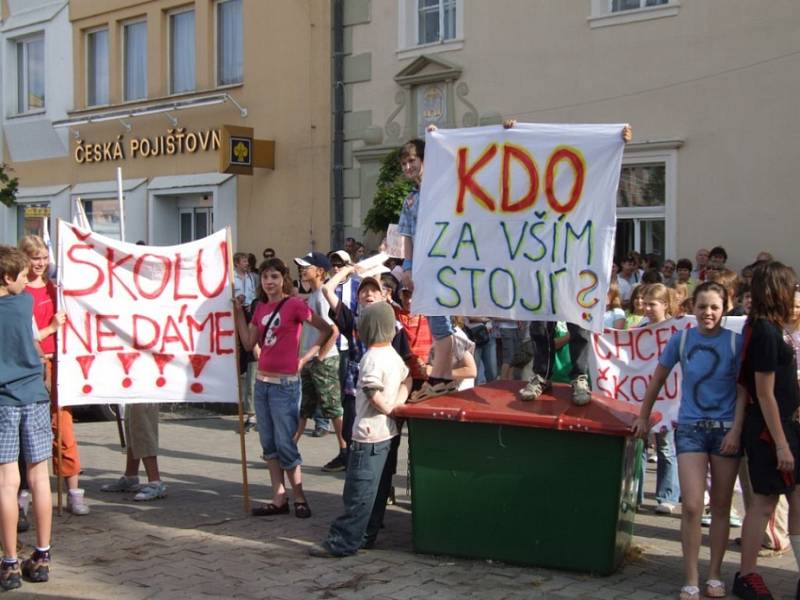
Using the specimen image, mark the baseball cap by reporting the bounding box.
[294,251,332,271]
[328,250,351,264]
[357,276,383,294]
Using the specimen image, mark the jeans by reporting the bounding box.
[475,338,498,384]
[638,429,681,505]
[253,379,302,470]
[324,438,393,555]
[675,421,742,457]
[529,321,589,380]
[428,315,454,341]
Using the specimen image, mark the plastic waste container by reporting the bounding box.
[394,380,660,574]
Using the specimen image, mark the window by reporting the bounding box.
[123,20,147,101]
[614,153,676,262]
[170,9,196,94]
[17,204,50,239]
[611,0,668,11]
[417,0,456,45]
[86,28,109,106]
[180,207,212,243]
[16,36,45,113]
[83,199,121,240]
[216,0,242,86]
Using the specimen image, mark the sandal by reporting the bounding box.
[680,585,700,600]
[294,501,312,519]
[704,579,726,598]
[408,380,459,403]
[251,501,290,516]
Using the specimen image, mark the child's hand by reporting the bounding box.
[503,119,517,129]
[426,124,438,133]
[630,417,649,439]
[622,125,632,143]
[719,430,740,455]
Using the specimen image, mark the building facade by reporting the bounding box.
[338,0,800,270]
[0,0,331,260]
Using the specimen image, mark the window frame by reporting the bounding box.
[588,0,679,29]
[397,0,463,60]
[85,26,110,107]
[616,147,677,261]
[122,17,148,102]
[215,0,243,87]
[168,6,197,95]
[15,33,46,115]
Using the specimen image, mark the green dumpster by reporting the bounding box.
[394,380,660,575]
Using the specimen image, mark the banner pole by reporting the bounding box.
[227,227,250,514]
[56,408,62,516]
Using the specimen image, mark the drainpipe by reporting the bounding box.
[331,0,345,250]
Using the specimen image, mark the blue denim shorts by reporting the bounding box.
[428,315,454,341]
[0,402,52,464]
[675,420,743,457]
[253,378,302,470]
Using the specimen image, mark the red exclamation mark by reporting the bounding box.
[117,352,141,388]
[152,353,175,388]
[76,355,96,394]
[188,354,211,393]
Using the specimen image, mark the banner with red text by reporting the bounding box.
[57,221,237,406]
[589,316,746,431]
[412,123,626,331]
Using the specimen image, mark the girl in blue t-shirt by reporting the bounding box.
[633,281,745,600]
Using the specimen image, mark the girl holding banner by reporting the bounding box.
[633,282,745,600]
[234,258,334,519]
[18,236,89,516]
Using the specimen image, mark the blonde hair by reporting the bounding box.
[641,283,678,318]
[606,281,622,310]
[17,235,49,283]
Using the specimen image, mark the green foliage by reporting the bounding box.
[363,147,413,234]
[0,163,18,207]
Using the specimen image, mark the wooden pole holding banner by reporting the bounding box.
[227,227,251,513]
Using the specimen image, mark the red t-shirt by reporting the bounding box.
[395,307,432,380]
[252,296,312,375]
[26,281,56,354]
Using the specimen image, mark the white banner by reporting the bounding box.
[411,123,626,331]
[57,222,238,406]
[589,316,746,431]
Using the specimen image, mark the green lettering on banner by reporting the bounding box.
[461,267,485,309]
[549,268,567,313]
[500,221,527,260]
[453,223,479,260]
[523,221,548,262]
[564,220,593,264]
[550,214,566,263]
[436,266,461,308]
[428,222,450,258]
[489,268,516,310]
[519,270,546,313]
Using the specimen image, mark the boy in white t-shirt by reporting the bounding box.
[309,302,411,557]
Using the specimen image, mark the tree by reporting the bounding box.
[0,163,18,207]
[363,148,412,233]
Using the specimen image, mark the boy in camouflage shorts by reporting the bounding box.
[293,252,345,472]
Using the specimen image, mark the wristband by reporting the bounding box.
[402,258,413,272]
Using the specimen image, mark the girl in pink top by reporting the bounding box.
[235,258,333,518]
[19,235,88,515]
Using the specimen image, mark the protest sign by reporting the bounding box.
[385,224,404,258]
[589,316,746,430]
[411,123,626,331]
[57,221,238,406]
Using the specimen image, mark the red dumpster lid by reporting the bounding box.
[394,381,661,436]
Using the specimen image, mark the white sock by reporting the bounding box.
[791,534,800,571]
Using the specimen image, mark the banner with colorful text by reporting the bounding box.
[412,123,626,331]
[589,316,746,431]
[57,221,237,406]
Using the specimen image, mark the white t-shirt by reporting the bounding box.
[353,345,409,443]
[301,288,339,360]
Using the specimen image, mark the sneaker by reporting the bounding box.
[17,506,29,533]
[654,501,676,514]
[67,488,90,515]
[570,375,591,406]
[21,551,49,583]
[700,506,712,527]
[101,475,141,493]
[0,560,21,591]
[409,380,458,403]
[133,481,167,502]
[308,543,344,558]
[244,416,257,433]
[732,571,773,600]
[311,426,327,438]
[519,374,550,401]
[322,453,347,473]
[646,449,658,463]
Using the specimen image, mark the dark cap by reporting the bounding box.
[293,251,332,271]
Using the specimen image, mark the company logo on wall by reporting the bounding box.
[230,137,252,166]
